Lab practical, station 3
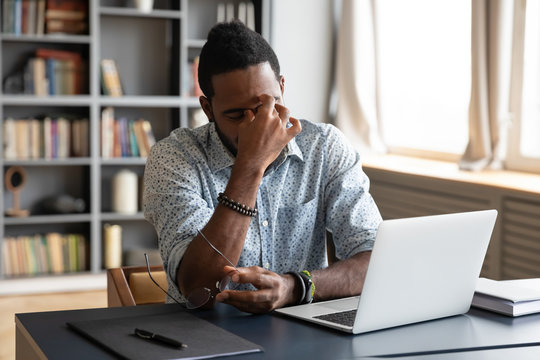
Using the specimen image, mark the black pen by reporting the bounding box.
[134,328,188,349]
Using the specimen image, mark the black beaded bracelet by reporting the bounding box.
[217,192,258,217]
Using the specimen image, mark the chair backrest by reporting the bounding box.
[107,265,168,307]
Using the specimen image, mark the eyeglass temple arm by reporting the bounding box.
[197,229,238,270]
[144,253,183,305]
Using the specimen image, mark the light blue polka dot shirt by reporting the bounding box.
[144,120,382,303]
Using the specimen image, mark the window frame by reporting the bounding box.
[506,0,540,173]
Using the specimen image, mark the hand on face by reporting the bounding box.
[235,94,301,172]
[215,265,296,314]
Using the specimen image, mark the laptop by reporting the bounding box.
[275,209,497,334]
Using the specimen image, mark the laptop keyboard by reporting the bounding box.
[314,309,357,327]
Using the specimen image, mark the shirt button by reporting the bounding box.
[264,262,270,269]
[262,220,269,227]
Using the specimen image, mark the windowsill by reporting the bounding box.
[361,153,540,195]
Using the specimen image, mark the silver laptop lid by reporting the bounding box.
[353,209,497,333]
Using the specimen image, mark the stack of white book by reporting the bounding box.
[472,277,540,317]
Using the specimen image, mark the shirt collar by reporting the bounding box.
[204,122,305,173]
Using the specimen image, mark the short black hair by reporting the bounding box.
[198,21,280,99]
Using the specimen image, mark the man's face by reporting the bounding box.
[200,62,285,156]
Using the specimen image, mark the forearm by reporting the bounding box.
[177,161,264,298]
[310,251,371,301]
[217,251,372,312]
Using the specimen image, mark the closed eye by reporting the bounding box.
[225,111,246,120]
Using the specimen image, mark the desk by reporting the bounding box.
[15,304,540,359]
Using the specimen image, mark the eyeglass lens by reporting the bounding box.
[186,275,233,309]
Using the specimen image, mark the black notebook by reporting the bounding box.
[67,311,262,360]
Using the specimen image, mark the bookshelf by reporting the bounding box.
[0,0,271,293]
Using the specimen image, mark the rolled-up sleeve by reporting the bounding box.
[323,125,382,259]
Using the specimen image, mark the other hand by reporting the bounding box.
[215,265,297,313]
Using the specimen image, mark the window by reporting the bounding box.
[518,0,540,159]
[376,0,471,157]
[520,0,540,158]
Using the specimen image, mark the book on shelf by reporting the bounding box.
[14,118,29,159]
[30,118,40,159]
[113,117,122,157]
[45,0,88,35]
[3,118,17,160]
[472,277,540,317]
[2,116,89,160]
[21,0,29,34]
[43,117,52,159]
[31,57,48,96]
[2,0,53,36]
[141,119,156,152]
[100,107,115,159]
[71,118,89,157]
[56,117,70,158]
[133,118,148,158]
[46,18,87,34]
[36,0,46,35]
[18,48,85,96]
[35,48,85,95]
[217,1,255,30]
[2,0,14,34]
[100,108,156,158]
[100,59,123,97]
[128,120,140,157]
[14,0,22,35]
[2,233,87,277]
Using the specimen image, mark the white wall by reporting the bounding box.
[270,0,333,124]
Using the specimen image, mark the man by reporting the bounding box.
[144,21,381,314]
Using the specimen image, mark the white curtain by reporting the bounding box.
[334,0,386,154]
[459,0,515,171]
[334,0,518,166]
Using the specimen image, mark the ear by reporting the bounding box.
[279,75,285,95]
[199,96,214,122]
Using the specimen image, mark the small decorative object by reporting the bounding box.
[134,0,154,13]
[37,194,86,214]
[4,166,30,217]
[103,224,122,269]
[112,169,138,214]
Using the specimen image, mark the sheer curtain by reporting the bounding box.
[459,0,514,171]
[334,0,518,170]
[333,0,386,153]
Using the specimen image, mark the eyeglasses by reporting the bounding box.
[144,229,238,309]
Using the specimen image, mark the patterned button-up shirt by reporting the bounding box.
[143,120,382,302]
